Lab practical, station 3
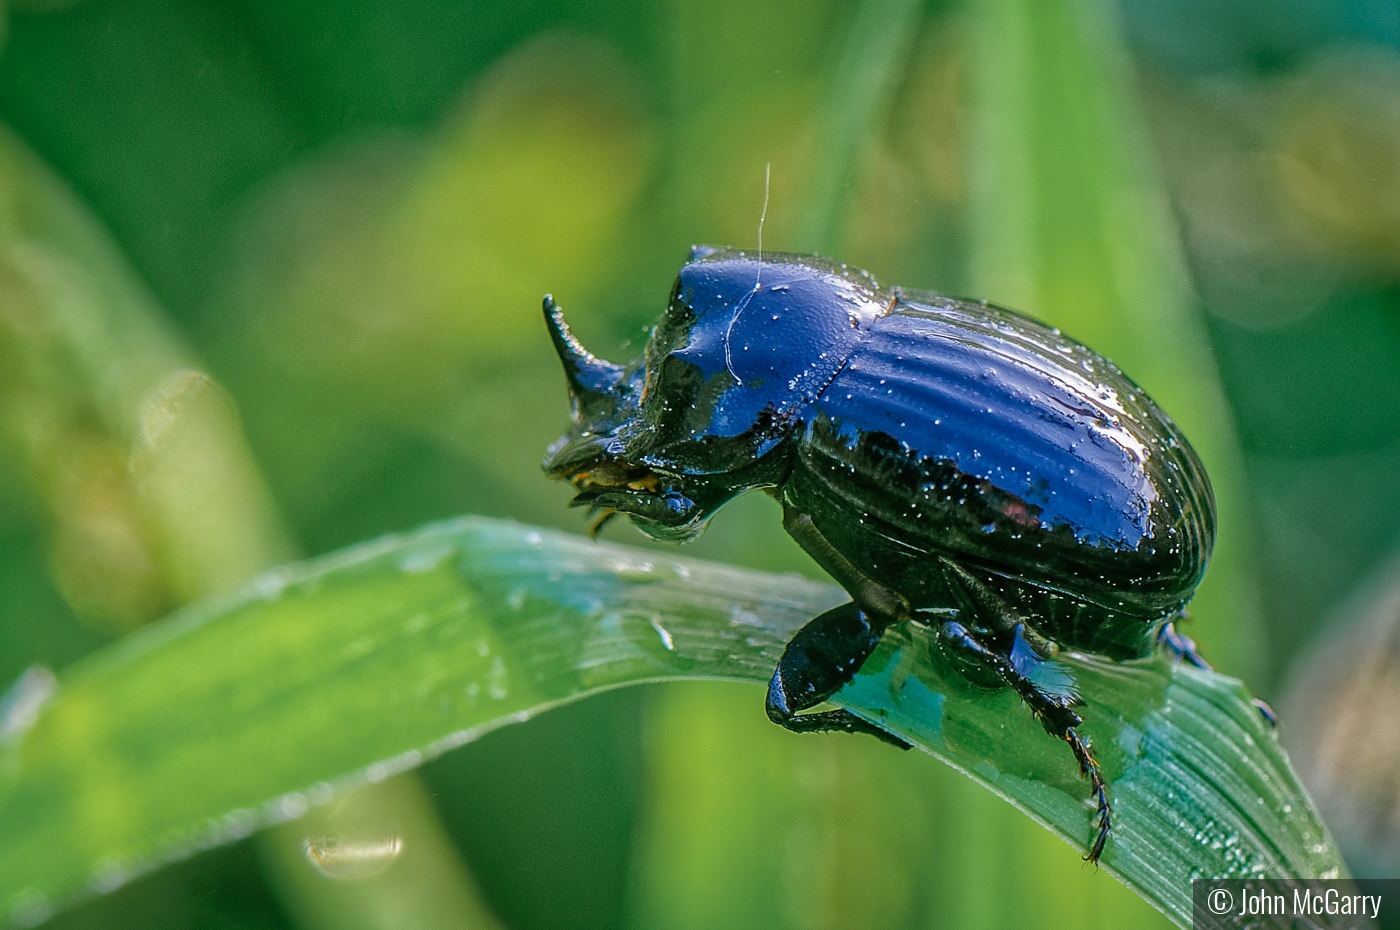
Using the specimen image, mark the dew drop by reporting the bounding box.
[252,568,292,600]
[615,560,655,581]
[649,616,676,651]
[487,656,509,701]
[304,833,404,881]
[275,792,309,822]
[8,889,52,928]
[398,542,453,574]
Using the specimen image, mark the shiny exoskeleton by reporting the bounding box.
[542,247,1216,863]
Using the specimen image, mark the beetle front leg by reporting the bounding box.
[935,620,1112,863]
[767,601,911,749]
[780,507,911,620]
[768,504,913,747]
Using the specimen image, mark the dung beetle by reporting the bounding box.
[542,246,1216,863]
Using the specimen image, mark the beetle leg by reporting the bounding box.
[937,560,1034,638]
[771,506,913,747]
[1157,621,1211,669]
[1160,625,1276,726]
[1251,697,1278,728]
[935,618,1112,863]
[780,508,910,620]
[767,601,911,749]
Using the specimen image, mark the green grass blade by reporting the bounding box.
[0,516,1342,927]
[800,0,925,254]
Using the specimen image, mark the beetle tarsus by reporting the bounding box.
[1064,727,1112,864]
[767,701,912,750]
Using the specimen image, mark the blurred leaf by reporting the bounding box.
[959,6,1273,922]
[0,517,1344,928]
[631,7,980,928]
[1282,539,1400,877]
[0,122,499,930]
[225,34,656,403]
[0,0,300,309]
[660,0,833,248]
[0,123,289,627]
[262,776,504,930]
[1273,45,1400,274]
[214,34,658,520]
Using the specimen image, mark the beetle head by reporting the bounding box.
[543,294,710,540]
[543,247,885,541]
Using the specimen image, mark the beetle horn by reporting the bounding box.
[543,295,625,414]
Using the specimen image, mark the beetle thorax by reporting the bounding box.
[542,247,889,539]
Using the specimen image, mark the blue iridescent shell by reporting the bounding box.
[544,247,1215,659]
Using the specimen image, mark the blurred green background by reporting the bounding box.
[0,0,1397,927]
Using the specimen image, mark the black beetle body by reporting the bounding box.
[543,246,1216,862]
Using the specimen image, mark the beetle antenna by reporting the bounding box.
[723,162,772,384]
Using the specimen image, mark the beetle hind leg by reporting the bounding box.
[766,601,911,750]
[935,619,1112,863]
[1157,621,1211,670]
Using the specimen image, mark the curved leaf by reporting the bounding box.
[0,517,1342,928]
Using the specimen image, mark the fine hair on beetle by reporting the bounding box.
[722,162,772,385]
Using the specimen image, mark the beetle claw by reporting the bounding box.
[588,509,619,538]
